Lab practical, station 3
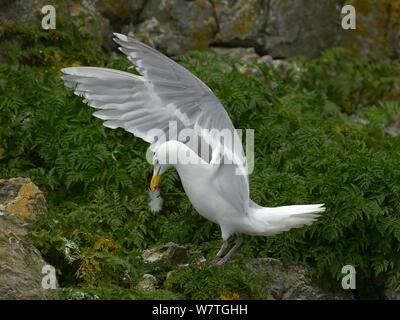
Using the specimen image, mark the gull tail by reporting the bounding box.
[245,200,325,236]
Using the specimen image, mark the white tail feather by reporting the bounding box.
[244,201,325,236]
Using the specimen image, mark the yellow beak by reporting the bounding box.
[150,173,161,191]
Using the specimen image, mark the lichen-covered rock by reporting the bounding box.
[263,0,400,59]
[64,1,111,46]
[0,209,56,299]
[338,0,400,60]
[93,0,145,26]
[128,0,217,55]
[246,258,354,300]
[0,0,46,25]
[0,0,110,46]
[0,177,47,219]
[0,178,56,299]
[2,0,399,60]
[213,0,268,49]
[2,0,400,60]
[142,242,189,265]
[264,0,339,58]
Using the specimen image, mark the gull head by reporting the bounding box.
[150,140,197,191]
[150,145,175,191]
[150,160,169,191]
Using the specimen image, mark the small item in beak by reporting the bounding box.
[150,174,161,191]
[148,189,163,212]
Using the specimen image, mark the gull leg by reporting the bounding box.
[216,236,243,267]
[216,241,228,257]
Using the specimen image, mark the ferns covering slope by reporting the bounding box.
[1,21,400,299]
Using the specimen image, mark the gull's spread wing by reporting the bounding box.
[61,33,249,213]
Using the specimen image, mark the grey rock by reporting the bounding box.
[0,177,47,219]
[0,210,56,299]
[350,115,370,126]
[212,47,304,77]
[385,286,400,300]
[137,274,158,291]
[246,258,354,300]
[212,47,263,76]
[142,242,189,265]
[337,0,400,60]
[263,0,400,60]
[265,0,339,58]
[387,118,400,137]
[0,0,47,25]
[213,0,268,49]
[0,178,56,299]
[257,54,274,65]
[0,0,110,47]
[129,0,217,55]
[93,0,145,25]
[213,47,260,64]
[2,0,400,60]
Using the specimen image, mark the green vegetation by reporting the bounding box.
[1,20,400,299]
